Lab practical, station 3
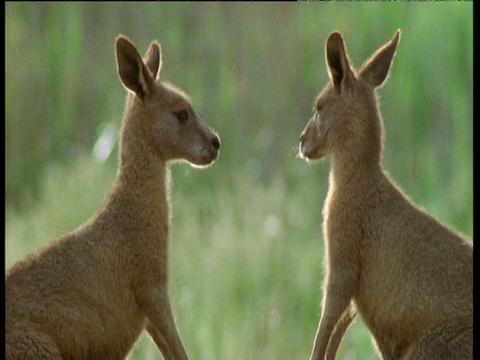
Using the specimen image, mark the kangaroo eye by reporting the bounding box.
[174,110,189,123]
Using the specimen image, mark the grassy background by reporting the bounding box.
[5,3,473,360]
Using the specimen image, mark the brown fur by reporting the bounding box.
[299,30,472,360]
[6,35,220,360]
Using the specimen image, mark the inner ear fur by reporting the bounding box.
[144,41,162,80]
[115,35,155,100]
[326,31,355,94]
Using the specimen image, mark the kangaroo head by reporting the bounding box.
[115,35,220,168]
[299,30,401,163]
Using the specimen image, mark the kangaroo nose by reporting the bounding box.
[211,136,221,150]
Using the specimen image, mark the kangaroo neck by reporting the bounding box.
[330,151,382,189]
[98,141,171,231]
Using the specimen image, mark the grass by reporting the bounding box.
[5,151,472,359]
[5,3,472,360]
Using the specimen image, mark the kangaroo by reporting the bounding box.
[6,35,220,360]
[299,29,472,360]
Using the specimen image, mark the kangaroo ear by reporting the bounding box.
[144,41,162,80]
[115,35,155,100]
[359,29,401,88]
[326,31,355,94]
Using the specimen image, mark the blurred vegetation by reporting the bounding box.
[5,3,472,360]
